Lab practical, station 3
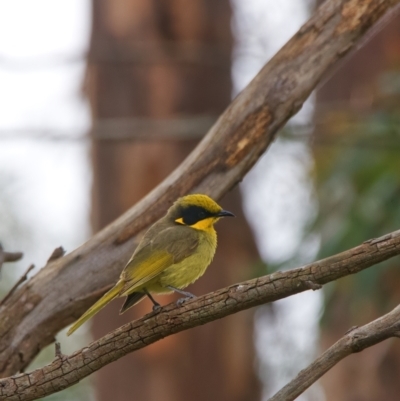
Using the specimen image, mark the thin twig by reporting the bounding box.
[53,342,67,362]
[0,265,35,307]
[0,244,23,274]
[268,305,400,401]
[2,252,23,263]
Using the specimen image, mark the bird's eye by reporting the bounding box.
[180,205,209,225]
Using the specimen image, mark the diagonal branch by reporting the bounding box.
[0,0,399,378]
[0,229,399,401]
[268,306,400,401]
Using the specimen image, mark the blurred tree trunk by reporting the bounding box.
[86,1,261,401]
[315,13,400,401]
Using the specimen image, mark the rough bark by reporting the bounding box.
[0,0,398,378]
[1,229,400,400]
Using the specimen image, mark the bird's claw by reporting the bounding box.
[176,295,197,307]
[152,304,162,312]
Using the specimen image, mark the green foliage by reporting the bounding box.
[312,107,400,324]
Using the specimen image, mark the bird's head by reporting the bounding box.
[168,194,235,230]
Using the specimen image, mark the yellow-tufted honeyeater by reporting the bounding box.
[67,194,234,335]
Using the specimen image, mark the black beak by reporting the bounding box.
[217,210,235,218]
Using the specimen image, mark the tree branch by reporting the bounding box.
[268,305,400,401]
[0,229,399,400]
[0,0,398,377]
[0,265,35,308]
[0,244,23,273]
[46,247,65,263]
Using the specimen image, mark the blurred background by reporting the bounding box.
[0,1,399,400]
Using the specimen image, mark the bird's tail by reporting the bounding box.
[67,281,124,336]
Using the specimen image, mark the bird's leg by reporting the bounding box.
[167,285,197,306]
[167,286,196,298]
[143,289,161,311]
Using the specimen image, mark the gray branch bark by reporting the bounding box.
[0,0,399,379]
[0,229,400,400]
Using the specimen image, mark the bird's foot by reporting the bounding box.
[152,303,162,312]
[176,295,197,307]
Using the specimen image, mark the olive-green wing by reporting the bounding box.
[120,226,199,295]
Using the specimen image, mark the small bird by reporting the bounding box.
[67,194,234,335]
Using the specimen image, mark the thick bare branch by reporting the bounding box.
[0,0,398,377]
[0,229,399,400]
[268,305,400,401]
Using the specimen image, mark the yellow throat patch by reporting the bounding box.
[175,216,218,231]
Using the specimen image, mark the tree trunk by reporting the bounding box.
[87,1,261,400]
